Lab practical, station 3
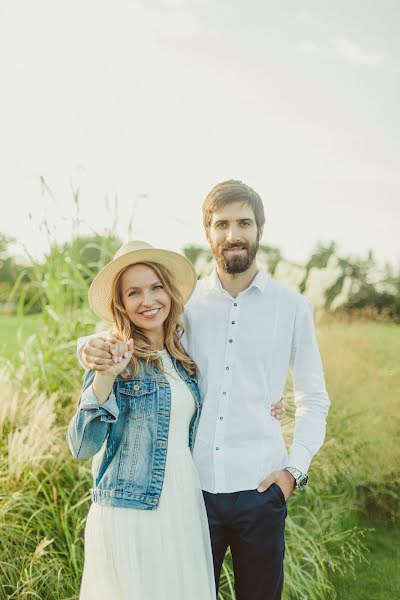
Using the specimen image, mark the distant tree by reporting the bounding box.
[258,244,282,275]
[305,241,337,271]
[182,245,211,266]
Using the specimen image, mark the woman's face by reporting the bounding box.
[120,264,172,334]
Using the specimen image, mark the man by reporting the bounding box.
[79,180,330,600]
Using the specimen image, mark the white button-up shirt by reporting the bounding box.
[182,268,330,493]
[77,267,330,494]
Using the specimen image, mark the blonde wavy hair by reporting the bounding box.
[110,261,196,377]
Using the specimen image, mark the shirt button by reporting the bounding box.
[216,447,220,450]
[133,384,140,391]
[231,321,235,325]
[229,339,233,343]
[233,302,238,307]
[219,416,224,420]
[222,391,226,395]
[225,366,229,370]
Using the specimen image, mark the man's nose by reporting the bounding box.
[226,225,241,242]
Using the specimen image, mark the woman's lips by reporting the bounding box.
[140,308,161,319]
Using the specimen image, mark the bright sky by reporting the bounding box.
[1,0,399,266]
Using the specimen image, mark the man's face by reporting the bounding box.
[206,201,262,274]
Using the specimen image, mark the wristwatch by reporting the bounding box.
[284,467,308,490]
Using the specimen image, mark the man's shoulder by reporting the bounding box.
[185,276,212,309]
[268,278,312,312]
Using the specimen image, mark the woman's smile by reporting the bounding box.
[139,307,162,319]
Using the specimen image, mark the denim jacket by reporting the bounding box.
[67,356,202,510]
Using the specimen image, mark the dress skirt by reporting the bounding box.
[79,352,215,600]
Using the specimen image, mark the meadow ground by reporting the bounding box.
[0,315,398,599]
[317,317,400,599]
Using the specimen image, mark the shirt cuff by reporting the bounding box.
[79,384,119,423]
[287,445,313,475]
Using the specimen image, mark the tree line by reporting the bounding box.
[1,233,399,321]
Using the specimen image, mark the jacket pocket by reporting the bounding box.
[119,380,156,420]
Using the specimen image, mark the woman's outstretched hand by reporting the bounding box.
[83,337,134,376]
[92,339,134,404]
[101,339,134,377]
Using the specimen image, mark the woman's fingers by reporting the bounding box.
[271,397,286,420]
[110,340,131,363]
[111,340,134,375]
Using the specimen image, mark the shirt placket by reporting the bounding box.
[213,297,239,491]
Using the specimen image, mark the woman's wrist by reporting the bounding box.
[95,370,117,381]
[93,372,116,405]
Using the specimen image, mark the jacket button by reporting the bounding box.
[133,384,140,391]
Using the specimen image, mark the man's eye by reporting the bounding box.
[216,223,227,228]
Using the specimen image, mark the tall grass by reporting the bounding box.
[1,218,398,599]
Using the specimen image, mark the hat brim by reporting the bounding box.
[88,248,197,322]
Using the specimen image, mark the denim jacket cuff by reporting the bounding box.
[79,384,119,423]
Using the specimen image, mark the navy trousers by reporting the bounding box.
[203,484,287,600]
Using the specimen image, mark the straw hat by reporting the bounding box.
[88,241,197,322]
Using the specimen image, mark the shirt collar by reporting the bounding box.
[205,266,269,294]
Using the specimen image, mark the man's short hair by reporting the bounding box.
[202,180,265,230]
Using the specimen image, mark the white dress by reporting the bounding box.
[79,351,215,600]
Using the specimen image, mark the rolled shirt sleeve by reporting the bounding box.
[287,299,330,474]
[67,369,119,460]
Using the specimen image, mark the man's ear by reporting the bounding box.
[204,227,211,244]
[258,226,264,239]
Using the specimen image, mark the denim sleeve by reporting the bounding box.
[67,369,120,460]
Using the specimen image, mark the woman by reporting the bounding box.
[68,241,215,599]
[68,241,285,599]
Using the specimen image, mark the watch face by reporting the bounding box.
[297,474,308,489]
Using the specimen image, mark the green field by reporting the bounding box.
[317,318,400,599]
[0,315,399,599]
[0,314,39,359]
[332,524,399,600]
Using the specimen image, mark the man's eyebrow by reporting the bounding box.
[214,217,254,224]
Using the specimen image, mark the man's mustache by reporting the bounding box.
[221,243,248,251]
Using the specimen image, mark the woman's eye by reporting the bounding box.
[128,291,140,296]
[153,285,163,290]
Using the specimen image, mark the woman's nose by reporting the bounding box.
[141,291,154,306]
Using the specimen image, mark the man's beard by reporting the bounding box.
[211,234,260,275]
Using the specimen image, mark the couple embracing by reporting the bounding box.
[68,179,330,600]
